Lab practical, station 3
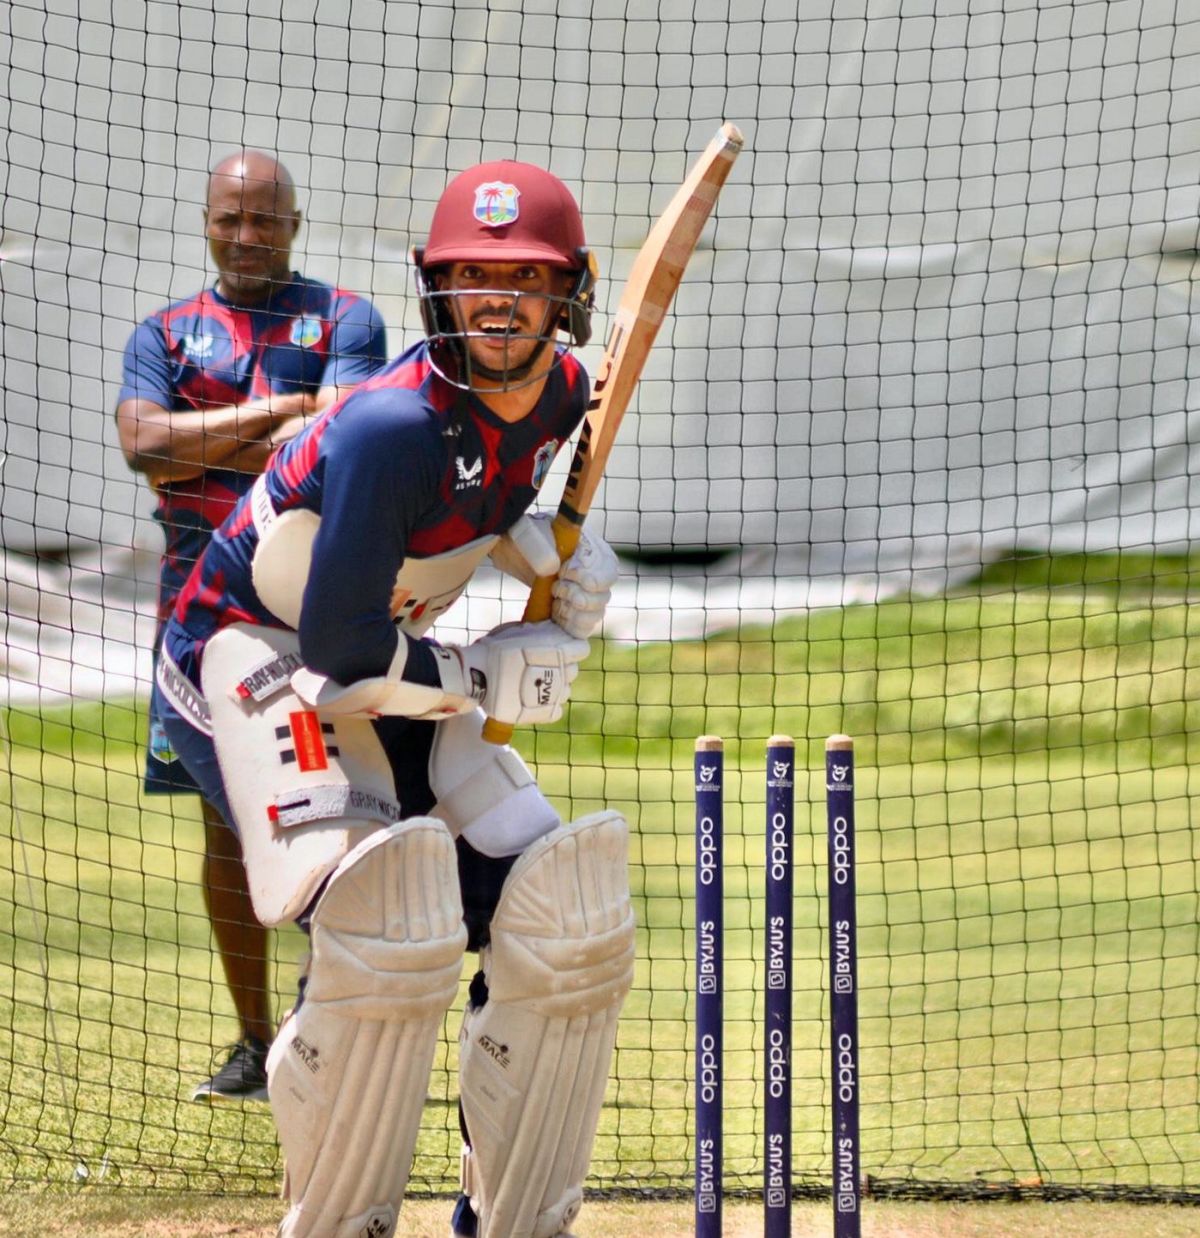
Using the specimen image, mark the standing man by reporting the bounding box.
[153,159,632,1238]
[115,149,387,1102]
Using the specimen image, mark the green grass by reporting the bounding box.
[2,572,1200,1198]
[6,1194,1200,1238]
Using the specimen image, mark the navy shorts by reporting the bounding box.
[144,673,204,796]
[154,680,236,828]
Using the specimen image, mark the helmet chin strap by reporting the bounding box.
[461,332,555,389]
[439,293,564,392]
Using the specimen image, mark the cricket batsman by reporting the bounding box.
[153,159,635,1238]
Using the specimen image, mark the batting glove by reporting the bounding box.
[458,619,590,726]
[491,512,620,638]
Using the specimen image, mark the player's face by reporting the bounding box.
[442,262,569,383]
[205,172,299,305]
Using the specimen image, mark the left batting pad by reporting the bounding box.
[270,817,468,1238]
[459,810,636,1238]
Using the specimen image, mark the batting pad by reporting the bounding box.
[458,810,636,1238]
[270,817,468,1238]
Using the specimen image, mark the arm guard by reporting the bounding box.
[292,622,589,726]
[292,638,482,721]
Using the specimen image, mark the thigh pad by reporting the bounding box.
[202,623,402,925]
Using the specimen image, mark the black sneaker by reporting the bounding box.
[191,1036,270,1103]
[450,1194,477,1237]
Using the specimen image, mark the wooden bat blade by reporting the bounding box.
[481,123,744,746]
[561,121,744,523]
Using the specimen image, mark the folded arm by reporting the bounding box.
[115,390,317,486]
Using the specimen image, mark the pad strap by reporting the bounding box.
[435,746,533,832]
[291,641,481,720]
[270,784,404,831]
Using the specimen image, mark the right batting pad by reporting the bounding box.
[271,818,468,1238]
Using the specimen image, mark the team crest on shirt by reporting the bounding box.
[180,333,214,360]
[532,440,558,490]
[290,316,323,348]
[474,182,520,227]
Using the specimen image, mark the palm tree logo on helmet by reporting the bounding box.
[473,182,521,227]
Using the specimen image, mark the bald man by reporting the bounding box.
[116,150,387,1102]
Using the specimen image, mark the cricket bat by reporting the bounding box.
[483,121,745,744]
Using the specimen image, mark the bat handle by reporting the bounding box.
[481,513,585,746]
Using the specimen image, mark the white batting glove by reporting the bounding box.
[491,512,620,638]
[460,620,590,726]
[552,526,619,639]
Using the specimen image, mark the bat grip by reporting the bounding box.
[481,513,584,746]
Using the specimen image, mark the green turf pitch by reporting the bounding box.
[1,579,1198,1195]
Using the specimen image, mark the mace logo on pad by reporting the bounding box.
[473,181,520,227]
[478,1034,511,1069]
[360,1212,392,1238]
[290,1034,321,1074]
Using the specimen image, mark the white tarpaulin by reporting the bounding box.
[4,0,1200,701]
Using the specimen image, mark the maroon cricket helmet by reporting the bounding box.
[420,160,588,270]
[413,161,599,390]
